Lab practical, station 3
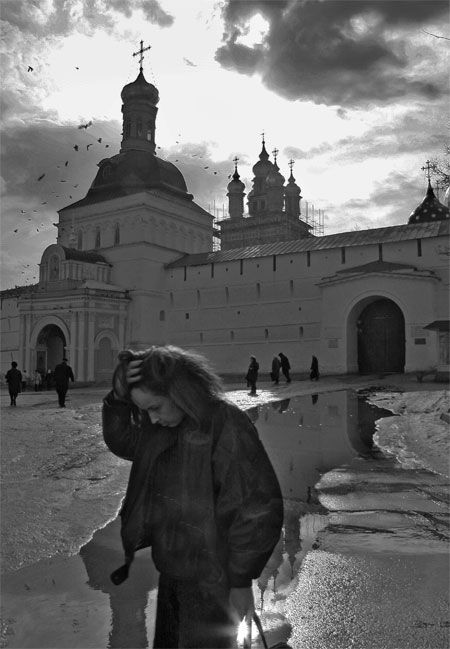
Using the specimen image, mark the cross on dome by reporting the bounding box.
[233,156,239,171]
[132,40,152,73]
[421,159,434,182]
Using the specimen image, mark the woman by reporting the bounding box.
[102,345,283,648]
[245,355,259,396]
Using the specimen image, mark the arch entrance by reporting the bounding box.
[356,299,405,374]
[35,324,67,372]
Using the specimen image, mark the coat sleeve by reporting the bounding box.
[102,390,142,461]
[212,403,284,588]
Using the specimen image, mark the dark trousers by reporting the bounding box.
[153,574,237,648]
[8,389,18,405]
[56,386,68,406]
[248,379,257,394]
[281,368,291,382]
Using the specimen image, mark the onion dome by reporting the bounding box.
[408,180,449,224]
[227,167,245,194]
[285,168,301,196]
[121,70,159,106]
[252,138,273,178]
[266,161,285,187]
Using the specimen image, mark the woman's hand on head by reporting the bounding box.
[126,360,143,385]
[112,359,143,401]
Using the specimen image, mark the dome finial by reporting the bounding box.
[132,39,152,74]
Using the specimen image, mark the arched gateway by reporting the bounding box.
[35,324,67,372]
[357,298,405,374]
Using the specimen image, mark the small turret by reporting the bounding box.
[284,159,302,218]
[227,157,246,219]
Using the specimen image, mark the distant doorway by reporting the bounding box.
[36,324,66,370]
[357,299,405,374]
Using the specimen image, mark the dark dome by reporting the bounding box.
[121,70,159,106]
[408,182,449,224]
[60,150,192,210]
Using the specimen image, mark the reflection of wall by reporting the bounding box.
[255,390,362,502]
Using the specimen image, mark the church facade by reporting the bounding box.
[1,69,449,383]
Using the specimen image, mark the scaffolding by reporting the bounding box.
[303,201,325,237]
[210,199,326,250]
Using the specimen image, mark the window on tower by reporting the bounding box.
[137,118,142,137]
[146,122,153,141]
[95,227,101,249]
[125,121,131,138]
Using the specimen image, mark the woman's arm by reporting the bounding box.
[212,403,284,588]
[102,390,141,461]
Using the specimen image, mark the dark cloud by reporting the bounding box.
[215,0,448,106]
[1,0,173,38]
[323,170,426,233]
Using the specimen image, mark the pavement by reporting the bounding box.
[1,372,449,649]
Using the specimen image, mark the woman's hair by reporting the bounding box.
[113,345,225,427]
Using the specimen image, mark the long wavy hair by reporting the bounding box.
[112,345,225,428]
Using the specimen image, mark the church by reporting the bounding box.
[1,64,449,383]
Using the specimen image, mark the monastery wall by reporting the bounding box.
[163,235,447,376]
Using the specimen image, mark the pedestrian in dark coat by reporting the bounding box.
[270,356,281,384]
[246,355,259,395]
[6,362,22,406]
[53,358,75,407]
[103,346,283,647]
[310,355,320,381]
[278,352,292,383]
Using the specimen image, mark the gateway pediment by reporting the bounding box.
[318,260,438,287]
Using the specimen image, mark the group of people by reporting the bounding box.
[5,358,74,407]
[246,352,320,395]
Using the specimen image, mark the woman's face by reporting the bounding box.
[130,386,185,427]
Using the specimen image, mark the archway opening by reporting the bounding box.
[357,299,405,374]
[36,325,67,372]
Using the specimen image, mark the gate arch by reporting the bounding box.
[347,296,405,374]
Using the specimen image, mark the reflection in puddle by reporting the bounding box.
[249,389,381,635]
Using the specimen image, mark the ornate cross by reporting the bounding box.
[272,148,279,164]
[421,159,434,181]
[233,156,239,171]
[288,159,295,172]
[133,40,151,72]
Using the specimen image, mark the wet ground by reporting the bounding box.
[1,375,449,648]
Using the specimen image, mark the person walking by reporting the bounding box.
[53,358,74,407]
[102,345,283,647]
[6,362,22,406]
[270,355,281,385]
[310,355,320,381]
[33,369,43,392]
[246,355,259,396]
[278,352,292,383]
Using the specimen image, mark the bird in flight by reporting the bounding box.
[37,174,45,181]
[97,138,102,143]
[27,66,33,72]
[87,143,93,150]
[78,120,93,130]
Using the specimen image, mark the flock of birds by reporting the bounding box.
[11,63,234,285]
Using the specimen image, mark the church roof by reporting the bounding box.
[59,151,192,212]
[166,220,449,268]
[408,181,449,224]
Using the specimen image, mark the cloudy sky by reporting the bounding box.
[1,0,448,289]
